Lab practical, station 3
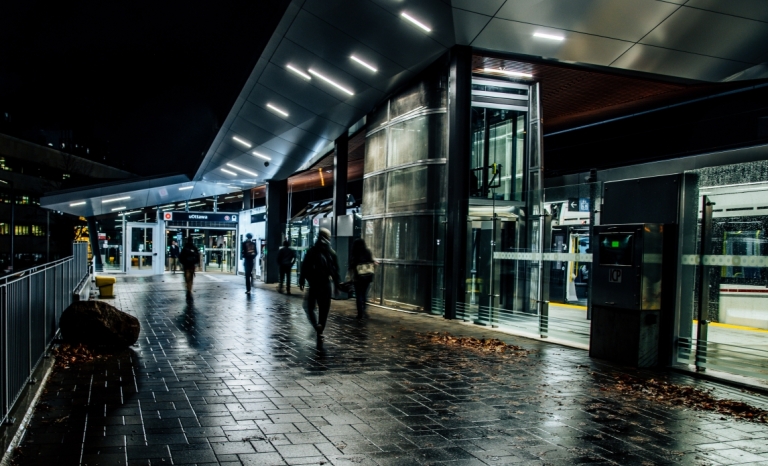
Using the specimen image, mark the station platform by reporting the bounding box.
[11,274,768,465]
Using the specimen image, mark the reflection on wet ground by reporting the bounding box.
[12,274,768,465]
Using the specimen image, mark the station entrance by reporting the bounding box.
[162,211,240,275]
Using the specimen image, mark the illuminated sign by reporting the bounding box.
[165,212,238,222]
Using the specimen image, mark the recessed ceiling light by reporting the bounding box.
[252,151,271,161]
[226,163,259,177]
[69,201,86,206]
[533,32,564,41]
[221,168,237,176]
[102,196,131,203]
[111,206,126,211]
[482,68,533,78]
[232,136,252,148]
[266,103,289,117]
[307,69,354,96]
[287,64,311,80]
[351,56,377,72]
[179,186,193,191]
[401,12,431,32]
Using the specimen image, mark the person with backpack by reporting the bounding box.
[168,240,180,274]
[299,228,340,346]
[178,237,200,295]
[241,233,258,294]
[349,238,377,320]
[276,240,297,294]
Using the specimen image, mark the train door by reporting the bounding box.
[550,226,568,302]
[566,232,590,304]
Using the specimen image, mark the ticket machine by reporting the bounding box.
[589,224,663,367]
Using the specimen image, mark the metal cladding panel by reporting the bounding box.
[285,11,407,91]
[297,116,347,140]
[239,101,311,139]
[472,18,632,66]
[611,44,749,82]
[257,67,344,116]
[366,0,456,48]
[451,0,506,17]
[453,8,493,46]
[302,0,451,71]
[278,126,332,151]
[229,117,284,147]
[687,0,768,22]
[641,7,768,64]
[495,0,678,43]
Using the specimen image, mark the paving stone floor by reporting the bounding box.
[11,273,768,466]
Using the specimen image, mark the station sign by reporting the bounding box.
[164,212,238,222]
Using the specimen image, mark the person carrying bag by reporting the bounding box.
[349,238,376,320]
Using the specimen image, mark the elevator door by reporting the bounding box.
[126,222,162,274]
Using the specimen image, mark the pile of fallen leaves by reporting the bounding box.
[419,332,532,356]
[50,343,109,369]
[604,374,768,423]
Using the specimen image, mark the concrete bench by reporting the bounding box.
[95,276,117,298]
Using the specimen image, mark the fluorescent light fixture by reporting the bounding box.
[534,32,564,41]
[401,12,431,32]
[69,201,86,206]
[179,186,193,191]
[307,69,354,96]
[102,196,131,203]
[266,103,289,117]
[120,210,141,216]
[232,136,252,148]
[287,64,311,80]
[221,168,237,176]
[482,68,533,78]
[351,55,377,72]
[226,162,259,177]
[111,206,126,211]
[252,151,271,161]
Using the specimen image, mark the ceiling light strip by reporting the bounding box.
[221,168,237,176]
[111,206,126,211]
[232,136,252,148]
[351,56,377,72]
[287,64,311,80]
[533,32,564,41]
[70,201,86,206]
[226,163,259,177]
[179,186,193,191]
[102,196,131,203]
[266,103,289,117]
[307,69,354,96]
[252,151,271,161]
[481,68,532,78]
[401,12,431,32]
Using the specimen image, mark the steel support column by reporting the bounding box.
[265,179,287,283]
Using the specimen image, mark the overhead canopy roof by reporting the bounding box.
[42,0,768,214]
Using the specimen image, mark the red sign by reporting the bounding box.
[163,212,173,221]
[98,233,107,240]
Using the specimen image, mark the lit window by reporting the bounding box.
[63,173,70,179]
[15,225,29,235]
[0,224,8,235]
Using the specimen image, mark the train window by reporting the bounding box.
[598,233,634,266]
[722,230,763,280]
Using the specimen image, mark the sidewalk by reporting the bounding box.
[10,273,768,465]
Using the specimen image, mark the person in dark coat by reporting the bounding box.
[168,240,180,274]
[178,237,199,295]
[299,228,340,345]
[276,240,297,294]
[241,233,257,294]
[349,238,376,320]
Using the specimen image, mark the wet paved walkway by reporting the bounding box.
[12,274,768,465]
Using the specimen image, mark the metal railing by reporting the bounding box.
[0,242,89,424]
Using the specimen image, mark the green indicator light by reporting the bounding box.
[611,241,619,248]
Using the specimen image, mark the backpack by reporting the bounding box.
[180,246,198,266]
[278,247,294,266]
[243,240,257,259]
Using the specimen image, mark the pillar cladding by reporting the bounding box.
[87,216,103,272]
[333,132,349,234]
[444,45,472,320]
[241,189,253,210]
[265,179,287,283]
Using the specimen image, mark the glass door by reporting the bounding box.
[126,222,157,274]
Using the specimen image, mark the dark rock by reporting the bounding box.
[60,301,140,346]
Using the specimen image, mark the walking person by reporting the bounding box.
[276,240,297,294]
[169,240,180,274]
[178,237,199,296]
[242,233,257,294]
[349,238,376,320]
[299,228,340,346]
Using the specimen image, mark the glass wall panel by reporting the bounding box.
[677,161,768,381]
[390,77,447,121]
[365,130,387,174]
[362,174,386,216]
[386,166,428,213]
[469,107,526,201]
[381,263,432,310]
[388,114,447,167]
[384,216,436,262]
[362,218,385,260]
